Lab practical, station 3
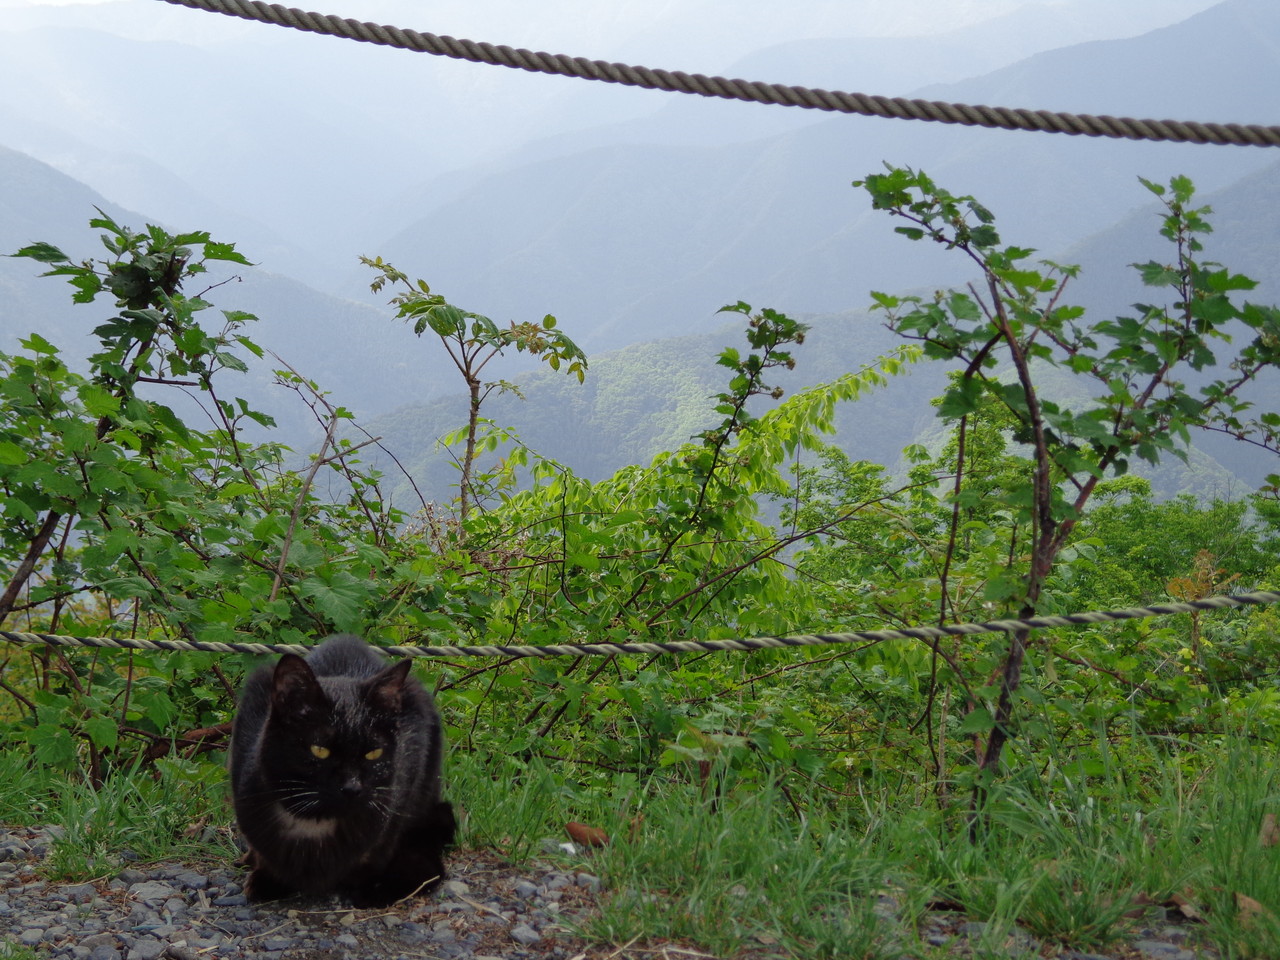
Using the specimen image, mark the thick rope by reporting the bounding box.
[3,590,1276,660]
[155,0,1280,148]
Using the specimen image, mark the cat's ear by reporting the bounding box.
[271,654,326,719]
[366,659,413,713]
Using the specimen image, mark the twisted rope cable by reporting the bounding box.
[3,590,1277,660]
[155,0,1280,147]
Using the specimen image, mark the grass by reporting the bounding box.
[0,747,55,826]
[0,752,238,882]
[445,736,1280,959]
[586,783,904,960]
[2,735,1280,958]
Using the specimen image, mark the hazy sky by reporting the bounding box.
[0,0,1225,66]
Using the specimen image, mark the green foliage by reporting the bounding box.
[361,255,587,520]
[852,166,1280,809]
[0,217,438,773]
[3,180,1280,960]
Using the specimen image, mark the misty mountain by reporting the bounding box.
[0,145,452,442]
[369,0,1280,355]
[360,301,1248,512]
[0,0,1229,303]
[519,0,1224,159]
[2,0,1277,491]
[361,136,1280,506]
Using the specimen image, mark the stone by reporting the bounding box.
[513,879,540,899]
[173,871,209,891]
[1133,943,1193,960]
[441,879,471,897]
[62,882,98,903]
[18,928,45,946]
[126,937,167,960]
[510,923,541,945]
[397,921,431,945]
[128,881,178,904]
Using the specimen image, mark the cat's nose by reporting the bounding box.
[340,777,362,798]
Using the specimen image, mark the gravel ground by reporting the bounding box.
[0,824,1216,960]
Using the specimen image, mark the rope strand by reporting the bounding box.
[154,0,1280,147]
[4,590,1277,659]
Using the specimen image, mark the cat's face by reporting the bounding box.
[260,655,411,821]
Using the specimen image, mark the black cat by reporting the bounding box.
[229,634,456,907]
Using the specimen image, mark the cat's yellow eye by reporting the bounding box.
[309,744,331,759]
[364,748,384,761]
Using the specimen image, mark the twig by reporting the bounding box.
[269,414,339,603]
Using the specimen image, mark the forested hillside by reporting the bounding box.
[362,152,1280,504]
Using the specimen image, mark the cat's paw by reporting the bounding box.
[243,867,295,903]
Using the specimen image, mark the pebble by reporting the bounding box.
[0,823,1223,960]
[510,923,541,945]
[1133,940,1196,960]
[0,825,616,960]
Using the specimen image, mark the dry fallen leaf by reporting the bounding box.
[1236,892,1269,928]
[566,821,609,847]
[1260,812,1280,848]
[1124,891,1158,919]
[1125,890,1205,922]
[1168,891,1202,922]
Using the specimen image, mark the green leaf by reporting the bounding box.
[82,716,119,750]
[0,440,27,466]
[30,723,77,769]
[297,571,369,631]
[423,303,468,338]
[1134,260,1180,287]
[203,240,252,265]
[956,708,995,735]
[969,224,1001,247]
[569,552,601,572]
[77,383,121,418]
[12,241,70,263]
[968,200,996,224]
[1138,176,1165,197]
[937,378,983,419]
[19,332,60,355]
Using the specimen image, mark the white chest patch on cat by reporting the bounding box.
[275,806,339,840]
